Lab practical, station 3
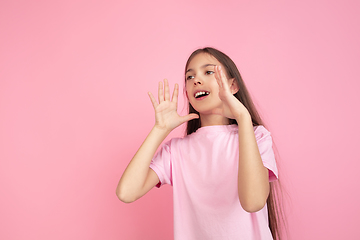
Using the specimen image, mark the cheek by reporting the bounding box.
[185,82,191,99]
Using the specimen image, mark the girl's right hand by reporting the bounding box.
[148,79,199,133]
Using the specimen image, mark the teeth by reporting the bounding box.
[195,91,209,98]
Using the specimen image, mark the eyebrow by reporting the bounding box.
[186,64,216,73]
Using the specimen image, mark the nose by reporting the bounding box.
[193,77,202,85]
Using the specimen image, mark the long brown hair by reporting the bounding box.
[184,47,285,240]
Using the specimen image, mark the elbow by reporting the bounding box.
[242,202,266,213]
[116,194,135,204]
[116,187,137,204]
[239,198,267,213]
[238,184,270,213]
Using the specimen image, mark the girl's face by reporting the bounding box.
[185,52,230,115]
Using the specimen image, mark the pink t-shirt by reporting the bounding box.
[150,124,278,240]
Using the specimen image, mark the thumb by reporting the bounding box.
[180,113,199,123]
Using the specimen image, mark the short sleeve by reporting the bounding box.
[149,140,173,188]
[254,126,278,182]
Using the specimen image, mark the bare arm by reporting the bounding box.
[116,79,198,203]
[116,126,169,203]
[236,115,269,213]
[214,66,270,212]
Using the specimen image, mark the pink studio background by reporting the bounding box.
[1,0,359,239]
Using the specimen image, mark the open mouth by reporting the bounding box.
[194,91,210,98]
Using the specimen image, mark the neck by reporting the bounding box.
[200,113,229,127]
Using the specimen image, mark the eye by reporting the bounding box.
[186,75,194,80]
[205,71,214,75]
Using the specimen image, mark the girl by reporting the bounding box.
[117,47,282,240]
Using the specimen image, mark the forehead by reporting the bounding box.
[186,52,221,71]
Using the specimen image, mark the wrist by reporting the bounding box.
[235,111,252,125]
[152,124,172,136]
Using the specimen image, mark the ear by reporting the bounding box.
[229,78,239,94]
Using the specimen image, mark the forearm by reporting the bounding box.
[236,114,270,212]
[116,126,169,201]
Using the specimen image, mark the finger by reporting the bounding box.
[148,92,158,109]
[219,66,230,88]
[164,79,170,101]
[158,81,164,103]
[215,66,222,88]
[171,83,179,104]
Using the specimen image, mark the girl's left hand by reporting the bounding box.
[213,65,251,121]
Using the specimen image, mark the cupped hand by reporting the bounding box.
[212,66,250,120]
[148,79,199,132]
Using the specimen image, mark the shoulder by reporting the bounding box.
[160,135,188,150]
[253,125,272,142]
